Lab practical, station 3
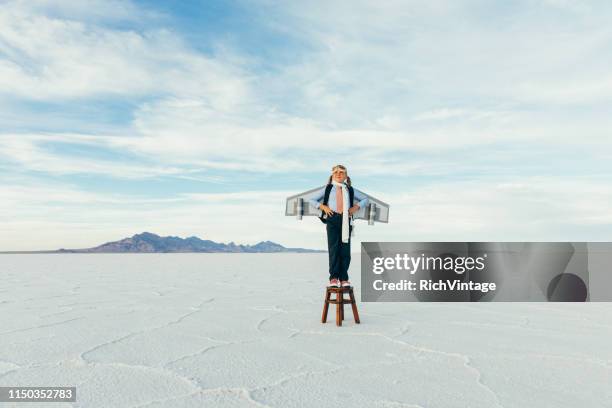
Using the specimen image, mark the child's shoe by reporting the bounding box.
[327,278,340,288]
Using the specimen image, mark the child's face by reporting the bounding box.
[332,169,347,183]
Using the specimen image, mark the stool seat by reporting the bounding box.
[322,286,360,326]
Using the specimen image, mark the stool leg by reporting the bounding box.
[349,288,360,324]
[322,289,331,323]
[336,293,342,326]
[340,291,345,321]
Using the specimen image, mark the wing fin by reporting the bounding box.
[285,185,326,218]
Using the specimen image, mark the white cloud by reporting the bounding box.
[1,0,611,248]
[11,0,160,22]
[0,1,249,108]
[0,134,188,178]
[261,0,612,112]
[2,0,612,176]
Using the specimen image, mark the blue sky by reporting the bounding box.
[1,0,611,250]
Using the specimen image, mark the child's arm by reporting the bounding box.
[308,187,326,210]
[354,189,369,210]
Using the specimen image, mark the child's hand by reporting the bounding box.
[320,204,334,216]
[348,205,360,215]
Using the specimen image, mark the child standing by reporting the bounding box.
[309,165,369,288]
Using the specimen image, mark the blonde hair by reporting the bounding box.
[327,164,352,186]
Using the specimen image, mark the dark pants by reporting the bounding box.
[326,213,352,281]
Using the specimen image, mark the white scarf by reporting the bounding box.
[332,180,350,243]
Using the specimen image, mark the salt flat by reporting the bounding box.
[0,254,610,408]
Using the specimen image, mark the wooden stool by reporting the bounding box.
[322,286,360,327]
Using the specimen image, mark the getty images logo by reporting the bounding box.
[372,253,488,275]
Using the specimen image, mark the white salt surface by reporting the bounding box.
[0,254,610,408]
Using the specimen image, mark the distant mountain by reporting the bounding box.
[53,232,323,253]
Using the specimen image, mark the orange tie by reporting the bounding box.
[336,186,343,213]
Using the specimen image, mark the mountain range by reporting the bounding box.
[47,232,323,253]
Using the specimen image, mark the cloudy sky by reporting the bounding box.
[1,0,611,251]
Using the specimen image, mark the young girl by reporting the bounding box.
[309,165,369,288]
